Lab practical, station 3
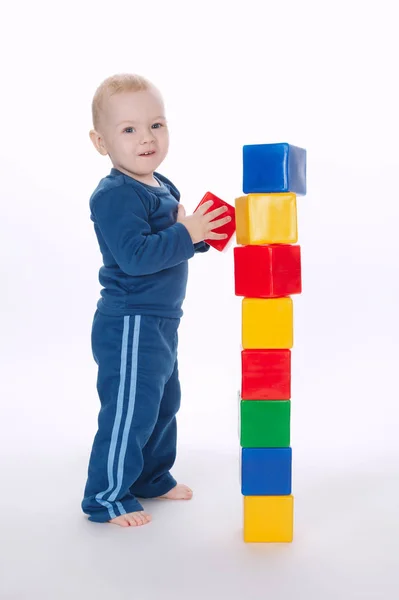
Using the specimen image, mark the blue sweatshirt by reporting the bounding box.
[89,168,209,318]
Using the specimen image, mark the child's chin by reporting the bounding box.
[135,160,161,172]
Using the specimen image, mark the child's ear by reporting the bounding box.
[89,129,108,156]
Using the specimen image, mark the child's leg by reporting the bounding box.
[81,312,178,523]
[129,358,181,498]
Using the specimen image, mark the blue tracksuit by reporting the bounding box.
[82,168,209,522]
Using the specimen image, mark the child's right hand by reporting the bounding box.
[176,201,232,244]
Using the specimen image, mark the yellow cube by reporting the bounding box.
[242,297,293,349]
[235,193,298,245]
[244,495,294,543]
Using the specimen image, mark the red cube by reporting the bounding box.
[234,244,301,298]
[194,191,236,252]
[241,349,291,400]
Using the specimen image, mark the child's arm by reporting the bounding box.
[91,186,195,276]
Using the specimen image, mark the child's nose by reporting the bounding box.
[140,130,156,144]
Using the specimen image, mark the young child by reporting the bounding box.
[82,74,231,527]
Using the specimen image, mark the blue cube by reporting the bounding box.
[243,143,306,195]
[241,447,292,496]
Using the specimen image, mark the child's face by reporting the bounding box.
[92,88,169,184]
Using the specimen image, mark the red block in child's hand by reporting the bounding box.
[242,349,291,400]
[194,191,236,252]
[234,244,301,298]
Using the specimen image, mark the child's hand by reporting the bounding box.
[177,201,232,244]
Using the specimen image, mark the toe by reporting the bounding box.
[126,515,137,527]
[182,485,193,498]
[139,512,151,525]
[137,513,146,525]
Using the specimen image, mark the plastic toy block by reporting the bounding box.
[235,193,297,245]
[244,495,294,543]
[240,400,290,447]
[241,448,292,496]
[194,191,236,252]
[243,143,306,195]
[242,298,293,349]
[234,244,301,298]
[241,349,291,400]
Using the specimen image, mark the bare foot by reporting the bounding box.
[159,484,193,500]
[109,511,152,527]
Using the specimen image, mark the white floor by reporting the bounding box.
[2,445,398,600]
[2,285,399,599]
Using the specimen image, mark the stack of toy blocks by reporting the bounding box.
[234,143,307,542]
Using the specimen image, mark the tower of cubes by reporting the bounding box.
[233,143,307,543]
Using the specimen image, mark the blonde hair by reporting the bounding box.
[91,73,154,130]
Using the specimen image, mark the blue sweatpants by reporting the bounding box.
[82,310,181,522]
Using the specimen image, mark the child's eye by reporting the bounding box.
[123,127,135,133]
[152,123,163,129]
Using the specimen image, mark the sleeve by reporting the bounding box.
[155,173,210,255]
[194,241,211,253]
[91,186,195,276]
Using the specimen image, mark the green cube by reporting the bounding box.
[240,400,291,447]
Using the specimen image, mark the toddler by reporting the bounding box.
[81,74,231,527]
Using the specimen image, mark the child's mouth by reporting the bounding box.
[139,151,156,157]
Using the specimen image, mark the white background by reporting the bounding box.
[1,1,398,598]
